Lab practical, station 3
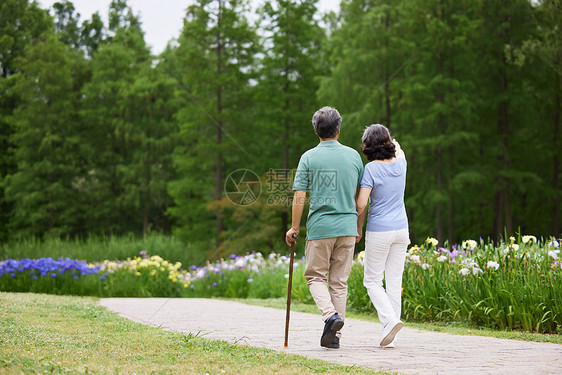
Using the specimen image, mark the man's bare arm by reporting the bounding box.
[285,190,306,246]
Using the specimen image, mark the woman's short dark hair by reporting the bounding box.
[312,107,342,139]
[361,124,396,161]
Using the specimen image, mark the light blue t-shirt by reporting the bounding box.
[293,140,364,240]
[360,158,408,232]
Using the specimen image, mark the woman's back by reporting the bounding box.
[361,158,408,232]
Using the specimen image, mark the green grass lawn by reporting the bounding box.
[0,292,389,375]
[235,298,562,345]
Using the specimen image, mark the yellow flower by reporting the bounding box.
[409,245,421,255]
[522,235,537,244]
[357,251,365,261]
[425,237,438,247]
[135,272,141,276]
[509,236,516,244]
[150,270,157,276]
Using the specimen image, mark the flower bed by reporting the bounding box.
[393,236,561,333]
[1,236,560,333]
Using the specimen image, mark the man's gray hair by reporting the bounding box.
[312,107,342,139]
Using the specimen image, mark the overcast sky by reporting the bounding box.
[37,0,341,54]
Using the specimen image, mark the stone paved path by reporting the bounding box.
[99,298,562,375]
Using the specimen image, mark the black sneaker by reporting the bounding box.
[320,313,344,347]
[328,336,340,349]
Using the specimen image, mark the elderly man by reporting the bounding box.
[286,107,364,349]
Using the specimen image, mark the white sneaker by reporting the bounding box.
[380,321,404,346]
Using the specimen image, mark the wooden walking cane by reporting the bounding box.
[283,233,298,348]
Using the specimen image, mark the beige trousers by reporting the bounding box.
[304,236,356,326]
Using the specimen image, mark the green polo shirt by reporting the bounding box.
[293,140,364,240]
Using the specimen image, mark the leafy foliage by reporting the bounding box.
[0,0,561,259]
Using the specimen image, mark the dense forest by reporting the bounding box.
[1,0,560,260]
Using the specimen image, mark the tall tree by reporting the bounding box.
[6,35,86,237]
[0,0,51,240]
[395,0,482,245]
[477,0,537,241]
[121,66,179,234]
[522,0,562,236]
[167,0,258,251]
[256,0,326,242]
[318,0,406,140]
[51,0,81,49]
[80,11,105,57]
[79,0,151,235]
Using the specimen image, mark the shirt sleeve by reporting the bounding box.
[360,163,375,189]
[356,153,365,187]
[292,154,309,191]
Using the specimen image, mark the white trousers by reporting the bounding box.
[363,229,409,328]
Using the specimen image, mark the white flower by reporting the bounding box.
[510,244,519,251]
[437,255,447,262]
[548,239,560,248]
[247,278,253,283]
[459,268,470,276]
[410,255,421,265]
[462,240,477,250]
[522,235,537,244]
[487,261,500,270]
[472,267,483,275]
[421,263,430,270]
[284,274,289,278]
[548,250,559,260]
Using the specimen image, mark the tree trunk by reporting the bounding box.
[384,12,391,128]
[495,65,512,239]
[436,145,444,245]
[215,0,224,246]
[553,73,561,235]
[447,146,454,245]
[493,190,504,243]
[281,52,291,242]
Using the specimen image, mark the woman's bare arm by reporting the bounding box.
[393,139,406,159]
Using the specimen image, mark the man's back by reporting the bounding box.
[293,140,364,240]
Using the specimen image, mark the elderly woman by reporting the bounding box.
[356,124,408,348]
